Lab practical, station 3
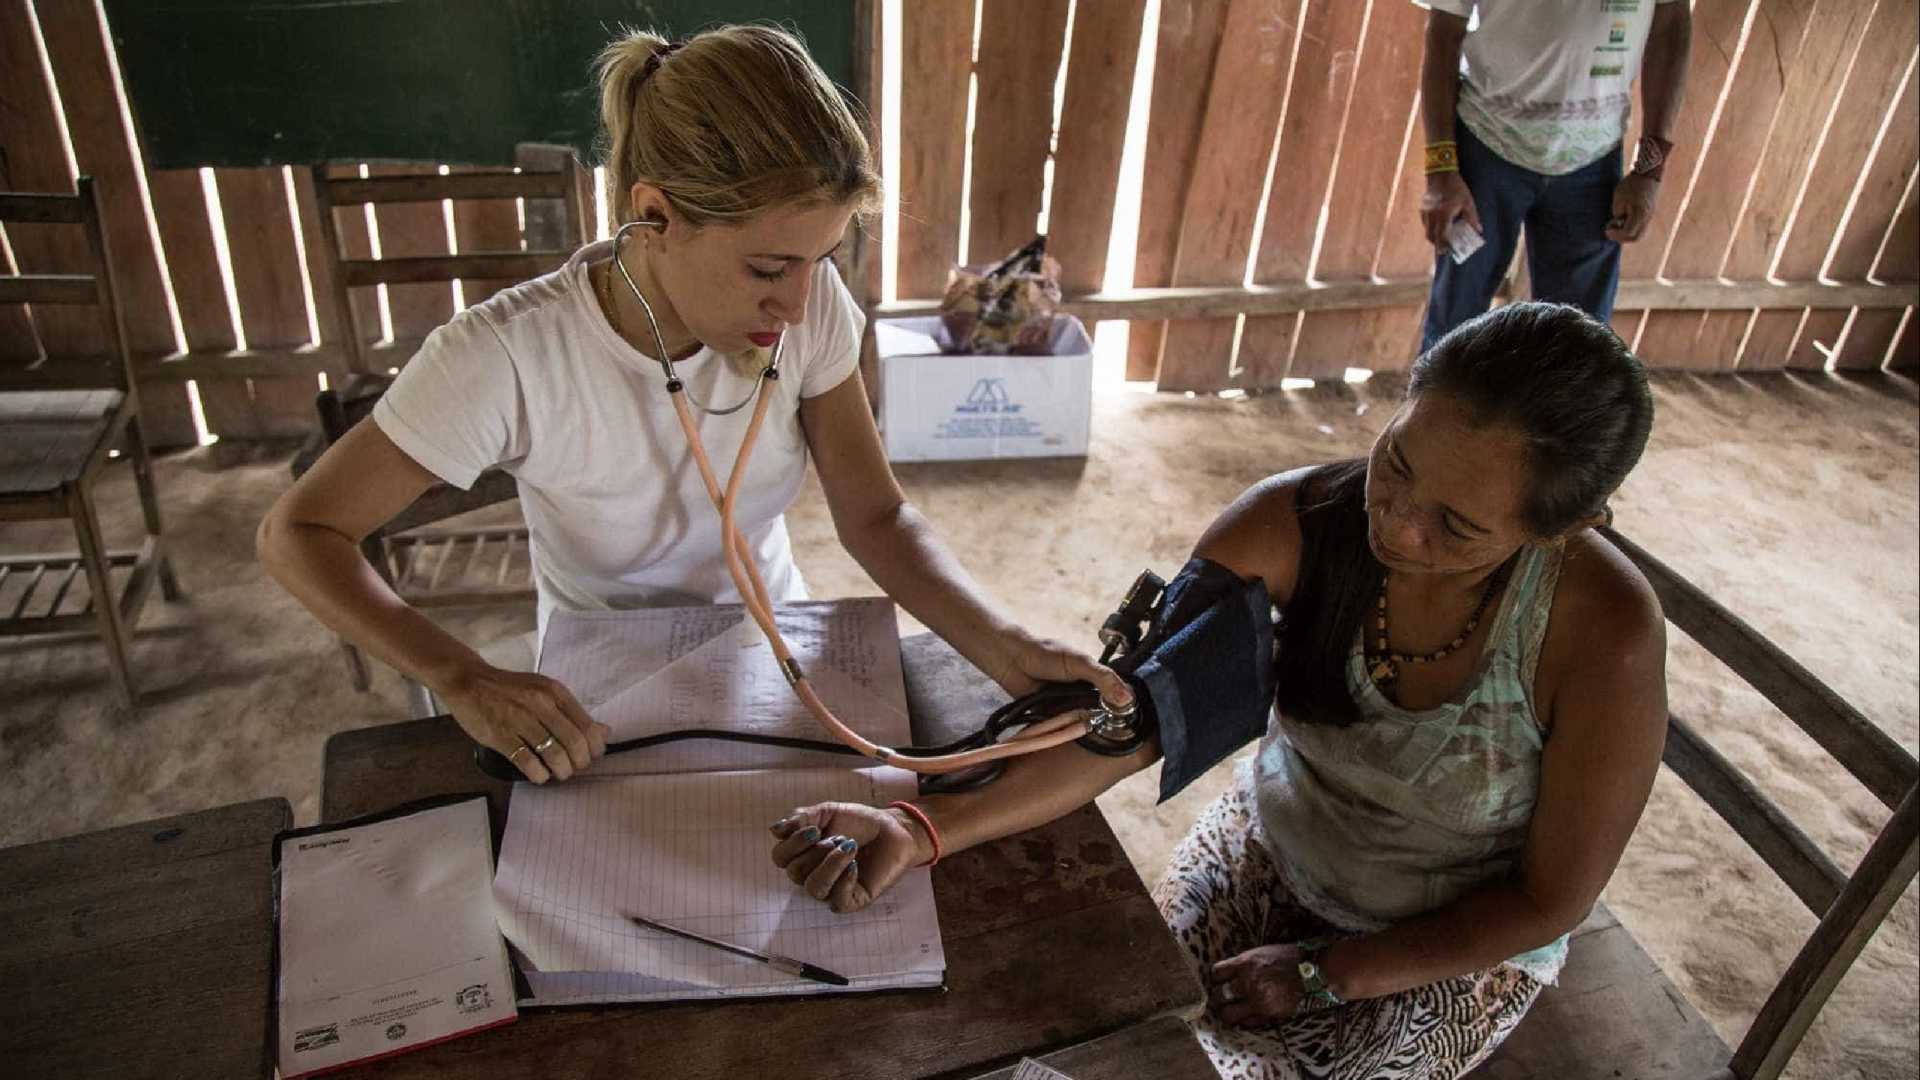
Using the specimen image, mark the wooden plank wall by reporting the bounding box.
[34,0,196,446]
[1128,0,1232,383]
[886,0,1919,389]
[0,0,568,444]
[4,0,1918,451]
[1155,0,1301,391]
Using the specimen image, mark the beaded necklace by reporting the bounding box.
[1366,557,1514,690]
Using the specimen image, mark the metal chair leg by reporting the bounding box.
[68,480,137,706]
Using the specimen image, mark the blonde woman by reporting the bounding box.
[259,26,1129,782]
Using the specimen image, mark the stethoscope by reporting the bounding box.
[474,219,1145,791]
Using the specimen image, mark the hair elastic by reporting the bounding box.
[641,40,686,83]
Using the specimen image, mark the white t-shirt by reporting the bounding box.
[373,240,865,645]
[1422,0,1682,175]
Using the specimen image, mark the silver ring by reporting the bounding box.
[508,744,532,761]
[535,736,559,754]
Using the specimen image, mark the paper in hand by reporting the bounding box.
[1446,218,1486,265]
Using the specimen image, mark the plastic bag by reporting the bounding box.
[936,235,1062,355]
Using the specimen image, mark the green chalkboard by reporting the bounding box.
[103,0,857,169]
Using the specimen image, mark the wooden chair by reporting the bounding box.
[303,160,589,694]
[0,179,179,705]
[1484,528,1918,1080]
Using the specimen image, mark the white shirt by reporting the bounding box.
[1422,0,1681,175]
[373,241,865,645]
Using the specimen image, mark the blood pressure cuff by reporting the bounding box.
[1115,558,1276,804]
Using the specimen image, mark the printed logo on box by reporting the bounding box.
[954,378,1022,414]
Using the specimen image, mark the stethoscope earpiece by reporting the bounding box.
[608,220,777,415]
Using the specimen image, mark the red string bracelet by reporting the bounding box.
[888,800,942,867]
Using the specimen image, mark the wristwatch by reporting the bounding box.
[1297,943,1344,1012]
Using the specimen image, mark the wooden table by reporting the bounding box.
[0,797,291,1079]
[322,634,1215,1079]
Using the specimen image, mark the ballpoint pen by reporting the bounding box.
[627,914,851,987]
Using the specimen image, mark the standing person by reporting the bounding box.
[1417,0,1692,349]
[771,303,1666,1079]
[258,24,1128,783]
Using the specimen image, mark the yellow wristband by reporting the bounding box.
[1424,141,1460,175]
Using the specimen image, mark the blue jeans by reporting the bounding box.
[1420,122,1624,352]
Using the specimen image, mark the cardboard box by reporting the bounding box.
[874,315,1093,463]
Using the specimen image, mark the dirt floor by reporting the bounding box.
[2,369,1915,1078]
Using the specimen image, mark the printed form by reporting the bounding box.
[276,797,516,1076]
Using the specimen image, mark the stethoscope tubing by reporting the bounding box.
[475,222,1121,784]
[606,219,1105,775]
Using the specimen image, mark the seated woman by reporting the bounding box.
[258,24,1125,782]
[769,302,1666,1079]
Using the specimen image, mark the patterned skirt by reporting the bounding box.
[1151,782,1543,1080]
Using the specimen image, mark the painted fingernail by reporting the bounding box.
[838,838,857,853]
[797,826,819,843]
[769,817,791,835]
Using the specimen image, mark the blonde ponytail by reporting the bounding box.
[593,25,879,228]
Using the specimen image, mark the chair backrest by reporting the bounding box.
[1600,527,1919,1080]
[307,160,590,375]
[0,178,135,395]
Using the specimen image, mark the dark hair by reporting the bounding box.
[1274,302,1653,723]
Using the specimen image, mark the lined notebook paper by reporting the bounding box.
[536,600,914,775]
[493,599,944,1004]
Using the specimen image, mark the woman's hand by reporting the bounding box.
[436,663,610,783]
[770,802,928,914]
[986,628,1135,709]
[1208,944,1306,1027]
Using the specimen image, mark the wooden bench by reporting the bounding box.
[1485,528,1917,1079]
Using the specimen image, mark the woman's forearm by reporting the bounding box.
[256,516,486,694]
[1319,881,1575,1001]
[906,737,1162,863]
[839,499,1033,681]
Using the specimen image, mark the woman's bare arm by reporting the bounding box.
[257,421,605,781]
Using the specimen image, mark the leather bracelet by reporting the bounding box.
[889,800,942,867]
[1424,140,1460,175]
[1630,134,1674,182]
